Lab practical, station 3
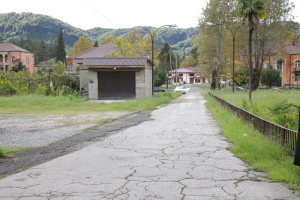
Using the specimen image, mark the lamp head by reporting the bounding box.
[168,24,177,27]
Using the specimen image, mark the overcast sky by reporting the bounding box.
[2,0,300,30]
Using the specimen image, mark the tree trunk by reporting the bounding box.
[252,68,261,90]
[248,28,253,102]
[211,69,217,90]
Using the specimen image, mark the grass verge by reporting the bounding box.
[0,92,181,115]
[203,92,300,191]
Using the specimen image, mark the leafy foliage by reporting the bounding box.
[10,61,27,72]
[68,36,93,57]
[56,28,66,64]
[154,66,168,87]
[260,65,281,87]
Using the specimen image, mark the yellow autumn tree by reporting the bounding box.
[68,36,93,57]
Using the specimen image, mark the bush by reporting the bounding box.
[0,79,17,95]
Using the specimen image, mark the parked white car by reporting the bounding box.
[174,86,190,94]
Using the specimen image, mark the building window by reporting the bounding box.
[12,56,16,63]
[68,64,73,71]
[26,57,29,64]
[295,74,300,82]
[295,60,300,68]
[277,61,283,73]
[262,62,267,69]
[190,73,195,76]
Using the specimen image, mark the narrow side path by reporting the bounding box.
[0,92,298,199]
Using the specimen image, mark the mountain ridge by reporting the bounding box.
[0,12,198,56]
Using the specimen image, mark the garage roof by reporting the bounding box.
[83,57,152,66]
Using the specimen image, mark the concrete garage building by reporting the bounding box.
[80,57,152,100]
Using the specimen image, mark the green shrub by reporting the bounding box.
[0,79,17,95]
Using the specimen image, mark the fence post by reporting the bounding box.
[281,128,286,146]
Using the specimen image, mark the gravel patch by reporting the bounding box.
[0,112,132,148]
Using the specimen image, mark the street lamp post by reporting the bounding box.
[137,24,177,96]
[207,22,241,93]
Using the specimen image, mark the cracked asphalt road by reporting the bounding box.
[0,87,299,199]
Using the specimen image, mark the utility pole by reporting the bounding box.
[176,54,178,86]
[169,49,173,88]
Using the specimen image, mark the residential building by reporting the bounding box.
[66,43,118,72]
[237,42,300,87]
[169,67,206,84]
[0,43,35,73]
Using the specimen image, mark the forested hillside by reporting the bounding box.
[0,12,198,56]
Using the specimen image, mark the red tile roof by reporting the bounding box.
[169,67,196,73]
[0,43,30,53]
[285,43,300,54]
[83,57,151,66]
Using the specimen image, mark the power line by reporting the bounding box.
[81,0,123,28]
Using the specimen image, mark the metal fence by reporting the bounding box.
[209,92,298,155]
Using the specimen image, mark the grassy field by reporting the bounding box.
[204,92,300,191]
[196,84,211,90]
[210,89,300,131]
[0,92,181,115]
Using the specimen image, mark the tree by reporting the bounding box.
[101,36,116,45]
[20,34,24,47]
[11,61,28,72]
[93,41,99,47]
[68,36,93,57]
[234,64,249,86]
[158,42,175,70]
[179,56,196,68]
[241,0,294,92]
[195,0,236,90]
[37,39,47,62]
[260,65,281,87]
[0,35,3,43]
[49,34,57,58]
[153,66,168,87]
[56,27,66,64]
[237,0,267,101]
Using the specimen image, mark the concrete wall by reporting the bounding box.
[88,70,98,100]
[79,69,88,90]
[144,67,152,97]
[136,68,145,98]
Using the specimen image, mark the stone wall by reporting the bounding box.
[79,69,88,90]
[88,70,98,100]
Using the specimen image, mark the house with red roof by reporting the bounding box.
[169,67,206,84]
[66,43,118,71]
[237,42,300,87]
[0,43,35,73]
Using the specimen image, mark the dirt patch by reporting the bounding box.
[0,112,132,148]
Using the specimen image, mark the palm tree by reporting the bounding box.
[237,0,267,102]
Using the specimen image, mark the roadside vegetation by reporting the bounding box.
[204,92,300,191]
[211,90,299,131]
[0,92,181,114]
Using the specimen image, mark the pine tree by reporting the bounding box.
[20,34,24,47]
[49,34,57,59]
[38,39,47,62]
[56,27,66,64]
[93,41,99,47]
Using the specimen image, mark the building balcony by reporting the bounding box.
[292,67,300,73]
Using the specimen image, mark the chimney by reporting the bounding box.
[292,39,296,46]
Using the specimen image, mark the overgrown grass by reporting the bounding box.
[211,89,300,130]
[0,92,181,115]
[204,92,300,191]
[197,84,211,90]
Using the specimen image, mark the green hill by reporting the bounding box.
[0,12,198,56]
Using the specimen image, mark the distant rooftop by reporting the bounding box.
[68,43,118,59]
[0,43,31,53]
